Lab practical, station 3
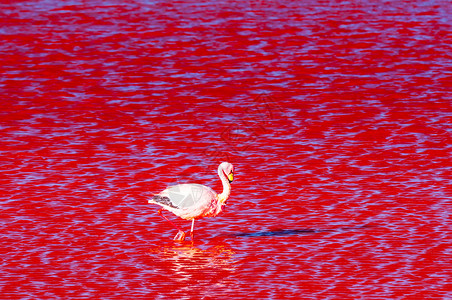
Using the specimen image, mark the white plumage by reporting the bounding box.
[148,162,234,241]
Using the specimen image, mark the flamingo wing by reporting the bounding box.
[156,184,216,209]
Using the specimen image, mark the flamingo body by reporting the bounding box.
[150,184,218,220]
[148,162,234,241]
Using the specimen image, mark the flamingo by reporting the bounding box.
[148,162,234,242]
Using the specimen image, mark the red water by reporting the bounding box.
[1,0,451,299]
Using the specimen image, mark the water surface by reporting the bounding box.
[0,0,451,299]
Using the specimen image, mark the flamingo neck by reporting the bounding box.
[217,169,231,204]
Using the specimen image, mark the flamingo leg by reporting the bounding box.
[190,219,195,241]
[157,208,185,241]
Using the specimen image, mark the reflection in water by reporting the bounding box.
[148,244,237,296]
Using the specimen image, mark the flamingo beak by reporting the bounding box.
[228,172,234,183]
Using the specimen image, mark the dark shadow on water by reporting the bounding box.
[230,224,375,238]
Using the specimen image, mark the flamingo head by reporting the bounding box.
[219,162,234,183]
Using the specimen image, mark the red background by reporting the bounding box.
[1,0,451,299]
